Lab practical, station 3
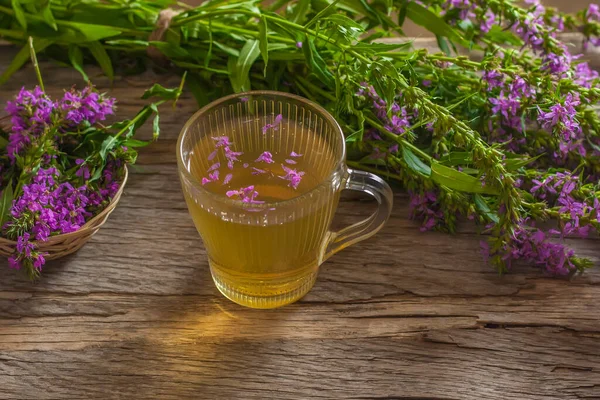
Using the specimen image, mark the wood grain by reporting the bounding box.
[0,45,599,400]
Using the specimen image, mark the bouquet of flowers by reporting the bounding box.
[0,39,182,278]
[2,0,600,276]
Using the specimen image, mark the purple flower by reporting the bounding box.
[489,92,520,122]
[483,70,504,90]
[251,167,266,175]
[16,233,34,257]
[208,162,220,172]
[262,114,283,134]
[289,151,303,158]
[480,10,496,34]
[223,173,233,185]
[255,151,274,164]
[587,4,600,21]
[409,190,444,232]
[537,93,581,140]
[224,147,243,169]
[285,159,297,164]
[61,87,115,126]
[574,62,599,88]
[212,136,230,148]
[296,42,303,49]
[75,159,90,180]
[280,165,305,189]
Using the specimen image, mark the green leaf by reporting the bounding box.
[68,45,89,82]
[41,3,57,30]
[149,41,190,60]
[436,34,451,56]
[0,38,53,86]
[0,181,13,228]
[64,22,122,43]
[305,0,343,27]
[141,84,182,100]
[99,136,118,160]
[486,25,522,46]
[398,0,408,26]
[431,163,499,195]
[504,154,542,171]
[303,36,334,87]
[406,2,468,47]
[474,194,499,224]
[11,0,27,30]
[152,113,160,141]
[0,136,8,150]
[213,41,240,57]
[87,41,113,81]
[402,145,431,176]
[229,39,261,92]
[123,139,151,148]
[289,0,310,23]
[258,16,269,76]
[439,152,472,166]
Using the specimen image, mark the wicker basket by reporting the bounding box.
[0,166,128,260]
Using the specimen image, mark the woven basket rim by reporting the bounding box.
[0,165,129,246]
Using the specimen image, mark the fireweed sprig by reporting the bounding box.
[1,0,600,275]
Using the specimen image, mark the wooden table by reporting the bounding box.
[0,47,599,400]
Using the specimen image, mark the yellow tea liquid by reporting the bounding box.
[183,116,340,308]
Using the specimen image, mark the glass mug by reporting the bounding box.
[177,91,393,308]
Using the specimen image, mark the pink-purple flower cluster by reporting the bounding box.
[482,223,579,276]
[530,171,595,238]
[1,85,128,277]
[408,190,444,232]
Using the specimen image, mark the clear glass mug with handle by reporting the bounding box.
[177,91,393,308]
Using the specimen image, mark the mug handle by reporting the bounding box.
[323,168,394,261]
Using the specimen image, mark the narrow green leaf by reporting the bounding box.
[305,0,343,27]
[436,34,451,56]
[0,38,53,86]
[11,0,27,30]
[0,182,13,228]
[439,152,472,166]
[41,3,57,30]
[0,136,8,149]
[229,39,261,92]
[258,16,269,76]
[504,154,542,171]
[149,41,190,60]
[474,194,500,224]
[123,139,151,148]
[303,36,334,87]
[213,41,240,57]
[99,136,117,160]
[402,145,431,176]
[406,2,468,47]
[289,0,311,23]
[431,163,499,195]
[68,45,89,82]
[398,0,408,26]
[87,41,113,81]
[65,22,122,43]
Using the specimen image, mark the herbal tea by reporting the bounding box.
[183,113,341,308]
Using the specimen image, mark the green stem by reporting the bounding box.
[28,37,44,92]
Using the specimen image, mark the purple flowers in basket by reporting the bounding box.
[0,82,160,279]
